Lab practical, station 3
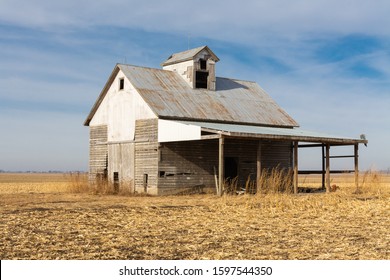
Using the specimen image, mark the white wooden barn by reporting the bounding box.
[84,46,367,195]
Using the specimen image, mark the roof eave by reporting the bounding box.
[220,131,368,145]
[83,65,120,126]
[158,116,298,129]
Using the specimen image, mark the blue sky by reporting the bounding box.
[0,0,389,171]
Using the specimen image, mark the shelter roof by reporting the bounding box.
[178,121,367,145]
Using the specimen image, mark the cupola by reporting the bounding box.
[161,46,219,90]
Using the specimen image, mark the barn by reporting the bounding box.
[84,46,367,195]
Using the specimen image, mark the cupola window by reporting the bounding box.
[199,59,207,70]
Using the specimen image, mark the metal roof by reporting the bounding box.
[118,64,299,127]
[177,121,367,145]
[161,46,220,66]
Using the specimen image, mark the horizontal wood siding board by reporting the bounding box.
[260,141,293,170]
[224,139,257,186]
[134,119,158,193]
[89,125,108,182]
[135,119,158,142]
[158,139,218,191]
[158,139,261,190]
[158,138,293,191]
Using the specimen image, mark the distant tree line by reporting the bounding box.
[0,170,87,173]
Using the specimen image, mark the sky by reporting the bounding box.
[0,0,389,172]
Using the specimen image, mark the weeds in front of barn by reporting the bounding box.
[222,167,389,199]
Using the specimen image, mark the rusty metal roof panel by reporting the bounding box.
[118,64,299,127]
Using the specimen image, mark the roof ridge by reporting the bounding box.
[161,45,219,66]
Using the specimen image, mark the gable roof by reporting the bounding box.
[84,64,299,127]
[161,45,220,66]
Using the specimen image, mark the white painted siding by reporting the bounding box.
[89,70,156,141]
[158,119,201,143]
[163,60,194,87]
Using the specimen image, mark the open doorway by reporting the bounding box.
[224,157,238,182]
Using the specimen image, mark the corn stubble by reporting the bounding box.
[0,171,389,260]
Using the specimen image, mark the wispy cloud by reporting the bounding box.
[0,1,389,170]
[3,1,390,37]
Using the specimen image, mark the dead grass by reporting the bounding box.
[66,172,89,193]
[0,172,389,260]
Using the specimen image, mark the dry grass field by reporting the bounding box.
[0,172,389,260]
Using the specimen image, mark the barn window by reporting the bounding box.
[199,59,207,70]
[119,78,124,90]
[195,71,208,89]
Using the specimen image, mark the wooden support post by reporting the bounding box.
[213,166,219,195]
[293,141,298,194]
[218,136,224,196]
[325,144,330,193]
[322,144,325,190]
[354,144,359,192]
[256,141,262,190]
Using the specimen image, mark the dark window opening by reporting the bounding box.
[143,174,148,193]
[119,78,124,90]
[199,59,207,70]
[195,71,208,89]
[159,171,194,178]
[113,172,119,193]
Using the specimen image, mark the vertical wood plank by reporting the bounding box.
[293,141,298,194]
[322,144,325,190]
[325,144,330,193]
[218,136,224,196]
[354,144,359,192]
[256,141,262,189]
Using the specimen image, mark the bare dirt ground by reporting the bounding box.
[1,173,389,260]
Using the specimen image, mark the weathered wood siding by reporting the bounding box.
[260,141,293,171]
[89,125,108,182]
[158,139,219,195]
[224,139,257,185]
[134,119,159,194]
[157,138,293,194]
[108,142,135,192]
